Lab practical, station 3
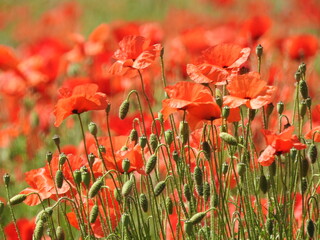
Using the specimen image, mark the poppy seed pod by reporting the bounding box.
[139,193,148,212]
[119,99,130,120]
[308,144,317,164]
[89,205,99,223]
[88,153,95,166]
[256,44,263,58]
[3,173,10,186]
[55,170,64,189]
[154,181,166,197]
[9,194,27,205]
[266,103,274,117]
[56,226,65,240]
[179,121,189,145]
[81,170,91,188]
[146,155,157,175]
[89,178,103,199]
[215,96,223,108]
[59,153,67,166]
[122,158,130,173]
[222,106,230,118]
[299,100,307,117]
[277,101,284,115]
[88,122,98,136]
[219,132,237,146]
[290,148,298,161]
[52,134,60,148]
[172,151,180,162]
[73,170,81,185]
[299,80,308,99]
[295,70,302,82]
[139,135,147,148]
[299,62,306,76]
[99,145,106,153]
[46,152,53,164]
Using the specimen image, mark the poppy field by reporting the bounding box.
[0,0,320,239]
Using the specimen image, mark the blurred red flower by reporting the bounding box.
[258,126,306,166]
[54,83,109,127]
[187,43,250,84]
[109,35,162,77]
[284,34,318,61]
[223,72,276,109]
[5,218,35,240]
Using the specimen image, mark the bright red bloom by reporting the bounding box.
[5,218,35,240]
[223,72,276,109]
[161,81,221,126]
[109,35,162,77]
[241,15,272,41]
[187,43,250,84]
[258,126,306,166]
[305,125,320,142]
[54,83,109,127]
[284,34,318,60]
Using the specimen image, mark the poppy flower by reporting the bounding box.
[241,15,272,42]
[53,83,109,127]
[305,126,320,142]
[109,35,162,77]
[258,126,306,166]
[161,81,221,124]
[187,43,250,84]
[223,72,276,109]
[5,218,35,240]
[284,34,318,61]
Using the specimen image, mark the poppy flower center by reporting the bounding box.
[72,109,79,114]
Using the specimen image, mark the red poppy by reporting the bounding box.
[187,43,250,84]
[223,72,276,109]
[284,34,318,60]
[305,126,320,142]
[161,81,221,122]
[258,126,306,166]
[241,15,272,42]
[53,83,109,127]
[5,218,35,240]
[109,35,162,77]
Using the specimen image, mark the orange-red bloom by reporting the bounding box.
[223,72,276,109]
[284,34,318,61]
[109,35,162,77]
[187,43,250,84]
[54,83,109,127]
[258,126,306,166]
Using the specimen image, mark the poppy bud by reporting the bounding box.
[59,153,67,166]
[194,166,203,186]
[184,184,191,201]
[308,144,317,164]
[306,219,315,238]
[266,103,274,117]
[166,197,173,215]
[105,102,111,114]
[165,130,174,145]
[256,44,263,58]
[129,129,138,144]
[290,148,297,161]
[266,218,273,235]
[269,161,276,177]
[301,177,308,194]
[201,141,211,160]
[55,170,64,189]
[219,132,237,146]
[301,158,309,177]
[237,163,246,177]
[56,226,65,240]
[119,100,130,120]
[46,152,53,164]
[3,173,10,186]
[73,170,81,185]
[89,205,99,223]
[215,96,223,108]
[222,162,229,175]
[89,178,103,199]
[196,184,203,196]
[184,221,193,236]
[122,158,130,173]
[81,170,90,188]
[295,70,301,82]
[154,181,166,197]
[189,211,207,225]
[259,174,268,194]
[146,155,157,175]
[222,106,230,118]
[277,101,284,115]
[122,179,134,197]
[306,97,312,109]
[299,80,308,99]
[139,193,148,212]
[9,194,27,205]
[139,135,147,148]
[203,182,210,201]
[88,153,95,167]
[88,122,98,136]
[122,213,130,227]
[249,109,256,121]
[121,146,128,151]
[299,62,306,76]
[172,151,180,162]
[33,220,44,240]
[99,145,106,153]
[179,121,189,145]
[0,201,4,216]
[52,134,60,147]
[35,207,53,223]
[149,133,158,152]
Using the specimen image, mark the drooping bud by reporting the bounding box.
[33,220,44,240]
[119,100,130,120]
[149,133,158,152]
[139,135,147,148]
[166,197,173,215]
[164,130,174,145]
[9,194,27,205]
[146,155,157,175]
[301,158,309,177]
[89,178,103,199]
[203,182,210,201]
[129,129,138,144]
[179,121,189,145]
[308,144,317,164]
[194,167,203,186]
[184,184,191,201]
[219,132,237,146]
[55,170,64,189]
[89,205,99,223]
[59,153,67,166]
[189,211,207,225]
[301,177,308,194]
[299,100,307,117]
[139,194,148,212]
[122,178,134,197]
[154,181,166,197]
[88,122,98,136]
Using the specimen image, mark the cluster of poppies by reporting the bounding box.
[0,1,319,239]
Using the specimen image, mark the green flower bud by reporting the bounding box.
[46,152,53,164]
[154,181,166,197]
[203,182,210,201]
[88,122,98,136]
[299,80,308,99]
[256,44,263,58]
[165,130,174,145]
[194,166,203,186]
[301,158,309,177]
[56,226,65,240]
[33,220,44,240]
[145,155,157,175]
[237,163,246,177]
[89,205,99,223]
[59,153,67,165]
[308,144,317,164]
[166,197,173,215]
[306,219,315,238]
[129,129,138,144]
[119,100,130,120]
[122,158,131,173]
[184,184,191,201]
[277,101,284,115]
[139,135,147,148]
[219,132,237,146]
[139,193,148,212]
[122,179,134,197]
[149,133,158,152]
[189,211,207,225]
[201,141,211,160]
[179,121,189,145]
[259,175,268,194]
[55,170,64,189]
[9,194,27,205]
[299,100,307,117]
[301,177,308,194]
[89,178,103,198]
